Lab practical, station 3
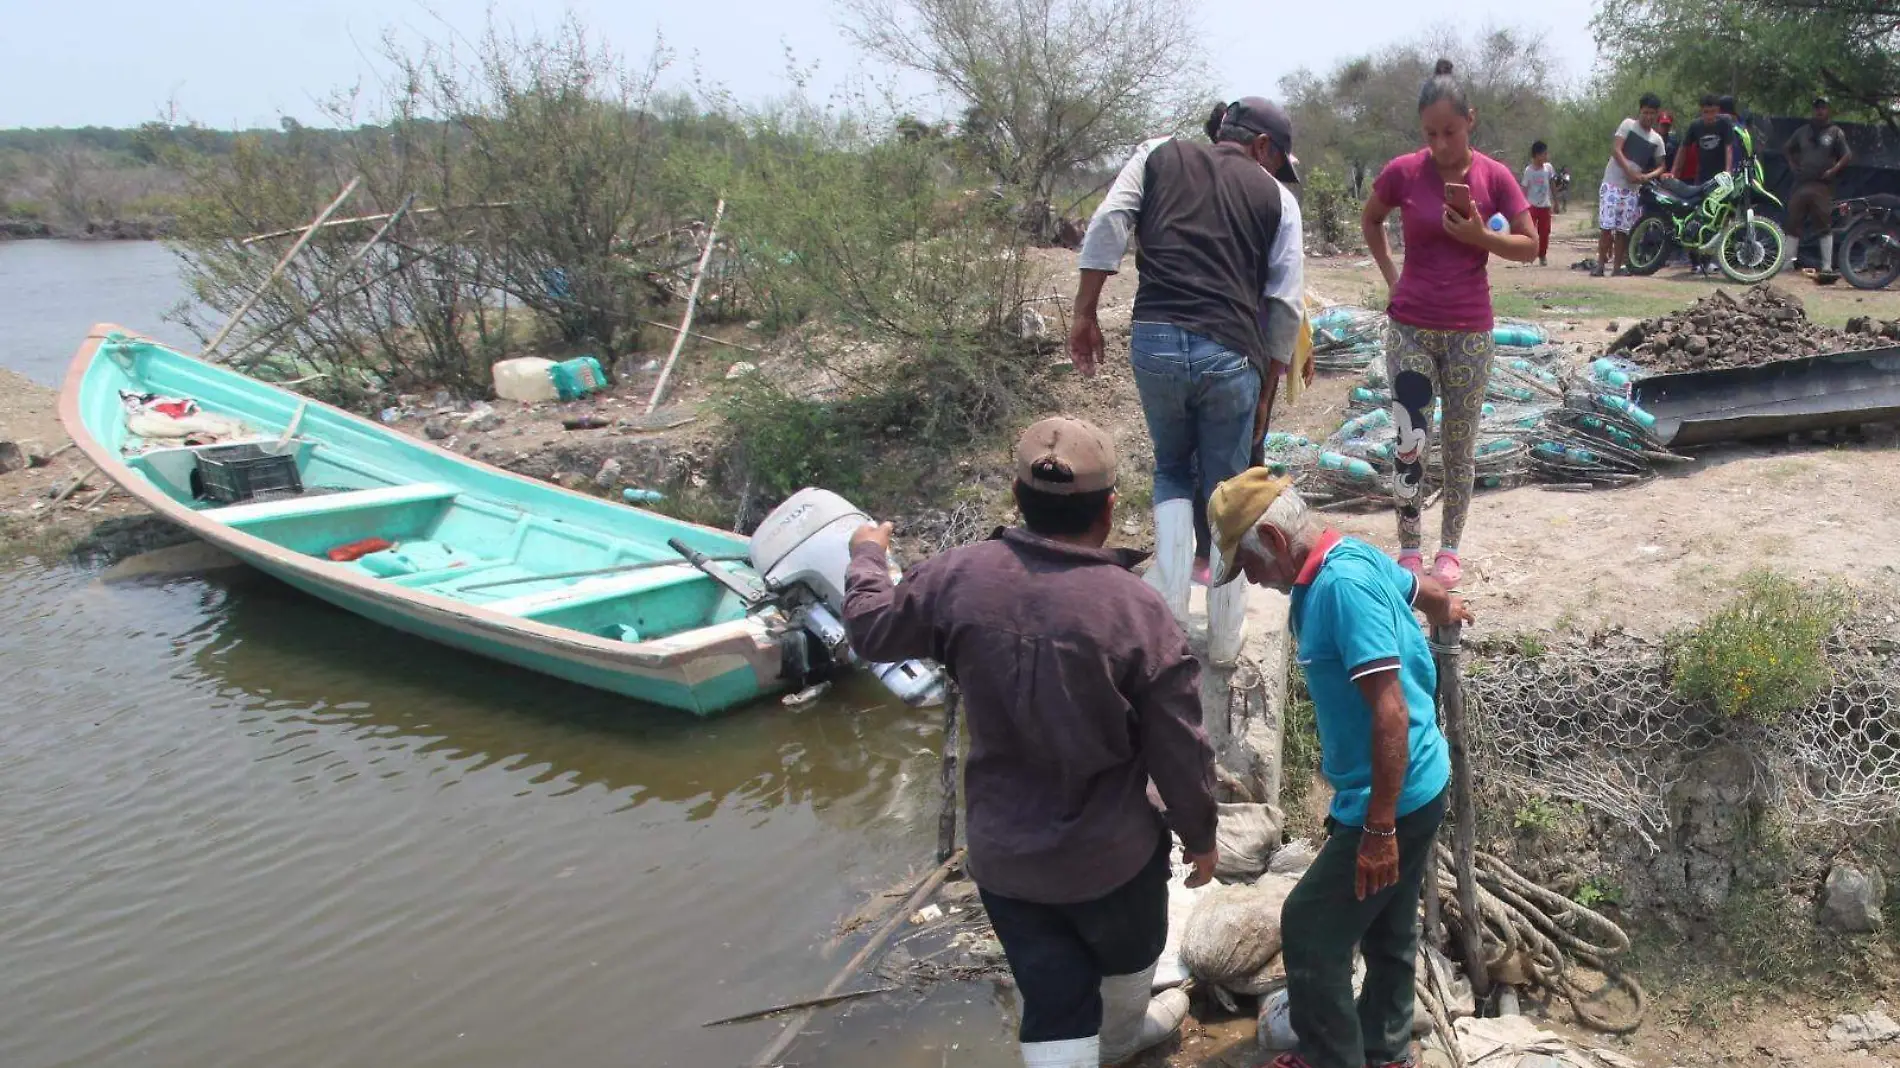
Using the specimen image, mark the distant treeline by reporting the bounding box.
[0,122,430,237]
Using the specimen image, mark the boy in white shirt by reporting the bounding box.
[1521,141,1556,266]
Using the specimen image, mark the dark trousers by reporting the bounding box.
[980,829,1171,1042]
[1282,789,1447,1068]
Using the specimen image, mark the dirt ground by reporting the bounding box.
[0,367,148,554]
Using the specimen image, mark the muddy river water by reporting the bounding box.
[0,240,1018,1067]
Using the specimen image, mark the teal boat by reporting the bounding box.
[61,326,795,715]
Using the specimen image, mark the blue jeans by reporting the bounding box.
[1129,323,1261,530]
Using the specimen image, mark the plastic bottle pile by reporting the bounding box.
[1265,346,1565,503]
[1308,305,1549,373]
[1528,359,1684,487]
[1265,349,1683,503]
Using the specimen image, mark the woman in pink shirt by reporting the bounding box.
[1360,60,1537,587]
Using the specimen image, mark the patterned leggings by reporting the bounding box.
[1383,322,1495,553]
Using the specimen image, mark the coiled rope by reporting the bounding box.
[1430,842,1647,1035]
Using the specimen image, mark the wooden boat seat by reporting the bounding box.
[481,562,709,619]
[203,482,460,527]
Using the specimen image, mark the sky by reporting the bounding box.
[1,0,1606,130]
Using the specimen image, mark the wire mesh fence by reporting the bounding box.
[1464,604,1900,849]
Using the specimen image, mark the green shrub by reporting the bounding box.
[1573,876,1622,909]
[1513,796,1562,834]
[1282,667,1323,808]
[711,375,868,505]
[1669,572,1844,725]
[1298,166,1358,249]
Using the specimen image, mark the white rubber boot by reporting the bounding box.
[1099,965,1189,1065]
[1144,499,1193,627]
[1021,1036,1099,1068]
[1820,233,1836,273]
[1206,542,1249,666]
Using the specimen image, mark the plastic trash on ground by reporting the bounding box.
[493,357,559,403]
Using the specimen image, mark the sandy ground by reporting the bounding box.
[0,367,146,552]
[1049,242,1900,638]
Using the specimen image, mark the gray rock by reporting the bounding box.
[1827,1009,1900,1048]
[1685,335,1710,355]
[422,418,454,441]
[1821,862,1885,933]
[467,410,505,433]
[593,458,623,489]
[0,441,25,475]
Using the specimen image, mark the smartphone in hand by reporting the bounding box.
[1444,182,1474,219]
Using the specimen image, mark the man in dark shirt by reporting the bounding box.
[1658,111,1679,172]
[1784,96,1854,277]
[1070,97,1306,666]
[844,416,1218,1068]
[1675,94,1736,184]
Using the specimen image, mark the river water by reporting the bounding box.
[0,241,1015,1067]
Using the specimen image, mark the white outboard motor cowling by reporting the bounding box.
[749,488,947,707]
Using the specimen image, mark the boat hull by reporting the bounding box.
[59,326,788,716]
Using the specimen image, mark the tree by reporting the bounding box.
[1279,26,1557,182]
[840,0,1208,233]
[1593,0,1898,120]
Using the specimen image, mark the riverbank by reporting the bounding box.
[0,366,180,562]
[0,218,171,241]
[12,257,1900,1064]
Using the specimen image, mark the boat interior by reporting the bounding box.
[93,337,758,646]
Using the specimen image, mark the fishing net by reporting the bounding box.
[1762,609,1900,827]
[1464,607,1900,848]
[1310,306,1387,372]
[1464,633,1713,849]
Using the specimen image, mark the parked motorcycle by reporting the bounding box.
[1625,169,1787,284]
[1834,194,1900,291]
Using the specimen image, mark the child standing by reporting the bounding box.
[1521,141,1555,266]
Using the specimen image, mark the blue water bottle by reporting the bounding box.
[1486,212,1508,232]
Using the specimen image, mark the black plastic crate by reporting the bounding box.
[193,444,303,504]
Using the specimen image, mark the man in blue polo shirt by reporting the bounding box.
[1207,468,1469,1068]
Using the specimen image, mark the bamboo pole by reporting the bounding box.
[43,463,98,514]
[936,683,962,863]
[227,192,417,371]
[750,848,963,1068]
[238,200,511,244]
[202,177,362,363]
[645,199,726,415]
[637,318,765,355]
[1432,621,1490,1002]
[701,985,895,1029]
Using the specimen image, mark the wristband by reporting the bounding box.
[1363,824,1397,838]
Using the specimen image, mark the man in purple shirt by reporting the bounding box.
[844,417,1218,1068]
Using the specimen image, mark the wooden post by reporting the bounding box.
[645,199,726,415]
[937,682,962,863]
[202,176,362,363]
[1433,621,1490,1002]
[751,849,963,1068]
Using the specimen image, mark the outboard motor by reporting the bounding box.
[749,488,947,707]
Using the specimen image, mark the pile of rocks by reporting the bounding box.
[1609,284,1900,373]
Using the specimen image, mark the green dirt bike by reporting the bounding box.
[1625,168,1788,283]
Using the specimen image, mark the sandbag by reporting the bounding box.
[1453,1016,1642,1067]
[1214,802,1284,881]
[1180,874,1299,994]
[1266,837,1319,876]
[1152,855,1213,990]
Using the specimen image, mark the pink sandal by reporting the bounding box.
[1433,549,1463,588]
[1396,550,1425,577]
